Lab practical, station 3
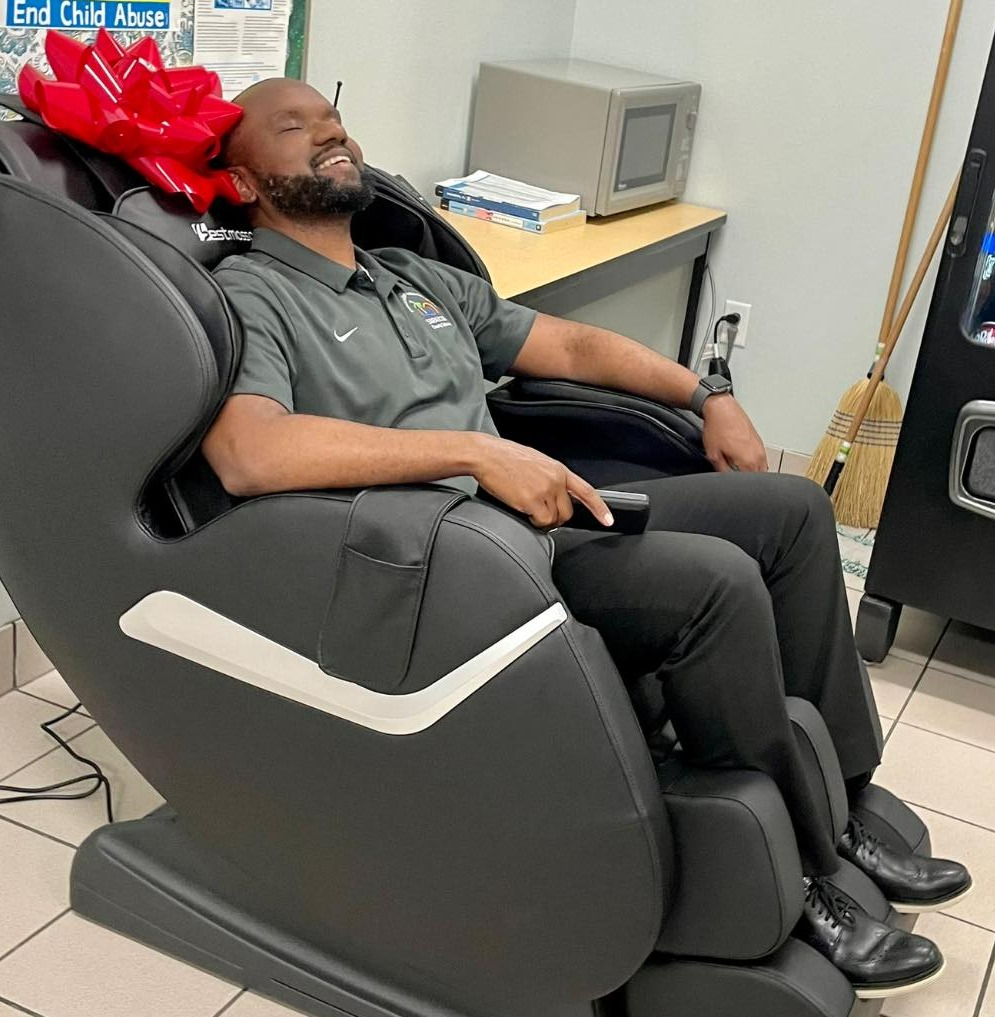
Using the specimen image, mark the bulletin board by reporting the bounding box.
[0,0,309,99]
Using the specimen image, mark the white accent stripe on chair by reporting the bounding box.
[120,591,567,735]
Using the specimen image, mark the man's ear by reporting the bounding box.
[228,167,258,205]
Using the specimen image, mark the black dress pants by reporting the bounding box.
[550,472,883,876]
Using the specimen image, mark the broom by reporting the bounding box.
[808,177,959,526]
[806,0,964,526]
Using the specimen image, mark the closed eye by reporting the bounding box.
[280,126,303,133]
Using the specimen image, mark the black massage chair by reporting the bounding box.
[0,100,932,1017]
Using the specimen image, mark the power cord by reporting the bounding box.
[0,703,114,823]
[717,314,741,362]
[703,312,741,384]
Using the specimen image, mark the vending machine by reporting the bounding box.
[857,30,995,661]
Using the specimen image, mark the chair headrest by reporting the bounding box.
[112,187,253,270]
[0,118,104,208]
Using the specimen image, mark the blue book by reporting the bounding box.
[434,171,581,222]
[441,199,587,234]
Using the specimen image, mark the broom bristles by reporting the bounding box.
[805,379,903,528]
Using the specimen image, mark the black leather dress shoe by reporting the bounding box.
[839,815,973,913]
[796,877,945,999]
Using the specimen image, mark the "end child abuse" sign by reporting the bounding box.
[4,1,172,30]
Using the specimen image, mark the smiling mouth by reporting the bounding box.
[313,152,354,172]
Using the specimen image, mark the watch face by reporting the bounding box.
[705,375,732,394]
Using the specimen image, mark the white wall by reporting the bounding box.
[305,0,578,197]
[570,0,995,453]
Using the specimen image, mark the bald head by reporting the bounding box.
[221,78,330,166]
[218,77,373,226]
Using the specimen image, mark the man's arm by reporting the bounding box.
[202,394,613,529]
[510,313,767,472]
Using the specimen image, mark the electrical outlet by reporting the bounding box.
[723,300,751,348]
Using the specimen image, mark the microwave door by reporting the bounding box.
[617,105,676,190]
[598,87,690,215]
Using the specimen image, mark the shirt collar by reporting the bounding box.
[355,248,397,297]
[251,228,396,297]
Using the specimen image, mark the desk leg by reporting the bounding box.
[678,239,709,368]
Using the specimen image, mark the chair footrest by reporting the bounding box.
[852,783,930,857]
[654,763,803,960]
[627,937,856,1017]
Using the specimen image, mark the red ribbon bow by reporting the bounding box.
[18,29,244,213]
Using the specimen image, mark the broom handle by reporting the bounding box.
[853,176,959,434]
[824,175,959,494]
[876,0,964,349]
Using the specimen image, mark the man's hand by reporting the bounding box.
[701,395,768,472]
[471,434,613,529]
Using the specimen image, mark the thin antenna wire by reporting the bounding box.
[333,80,343,107]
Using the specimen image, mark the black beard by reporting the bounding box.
[256,167,376,220]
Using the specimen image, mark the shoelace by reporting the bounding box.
[845,815,880,856]
[804,877,856,930]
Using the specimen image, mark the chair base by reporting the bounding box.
[71,788,930,1017]
[74,807,563,1017]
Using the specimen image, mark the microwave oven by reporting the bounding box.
[468,58,701,217]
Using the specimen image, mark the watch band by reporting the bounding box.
[690,375,733,417]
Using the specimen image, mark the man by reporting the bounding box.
[203,77,970,998]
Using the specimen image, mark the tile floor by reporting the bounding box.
[1,556,994,1016]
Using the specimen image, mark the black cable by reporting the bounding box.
[0,703,114,824]
[713,311,741,351]
[703,312,741,384]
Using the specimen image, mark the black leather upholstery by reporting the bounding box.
[112,186,254,269]
[627,939,856,1017]
[487,378,710,486]
[0,119,103,208]
[357,166,491,279]
[654,763,803,961]
[0,93,144,205]
[95,208,243,532]
[318,486,468,690]
[787,697,850,845]
[853,784,930,859]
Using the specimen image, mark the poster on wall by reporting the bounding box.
[192,0,290,98]
[0,0,308,99]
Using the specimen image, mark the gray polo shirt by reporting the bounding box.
[213,229,537,493]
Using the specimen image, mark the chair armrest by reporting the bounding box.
[487,378,711,487]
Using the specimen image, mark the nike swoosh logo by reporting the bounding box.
[334,326,358,343]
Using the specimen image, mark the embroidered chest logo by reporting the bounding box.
[402,291,453,330]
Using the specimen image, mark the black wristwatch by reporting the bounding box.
[690,374,734,417]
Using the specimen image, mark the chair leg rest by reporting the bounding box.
[852,783,931,858]
[626,938,859,1017]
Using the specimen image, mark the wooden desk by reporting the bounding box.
[437,201,727,365]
